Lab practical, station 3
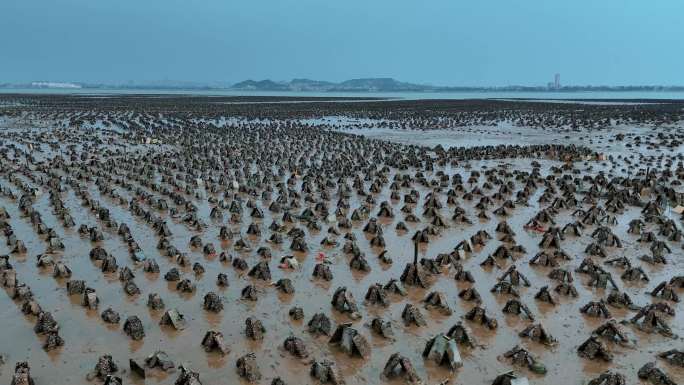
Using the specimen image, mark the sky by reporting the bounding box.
[1,0,682,86]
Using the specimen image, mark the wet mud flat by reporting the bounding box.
[0,95,683,385]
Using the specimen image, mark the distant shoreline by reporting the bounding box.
[3,86,684,93]
[3,88,684,102]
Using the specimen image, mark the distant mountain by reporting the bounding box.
[231,79,290,91]
[333,78,427,91]
[227,78,684,93]
[289,78,335,91]
[229,78,433,92]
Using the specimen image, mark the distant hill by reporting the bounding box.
[230,78,433,92]
[288,78,335,91]
[226,78,684,93]
[230,79,290,91]
[333,78,427,91]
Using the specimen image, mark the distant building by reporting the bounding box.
[554,73,560,89]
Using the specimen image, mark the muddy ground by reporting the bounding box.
[0,96,683,385]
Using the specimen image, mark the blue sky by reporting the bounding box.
[1,0,681,86]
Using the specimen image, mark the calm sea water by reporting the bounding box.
[1,88,684,100]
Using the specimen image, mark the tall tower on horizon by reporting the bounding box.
[554,73,560,89]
